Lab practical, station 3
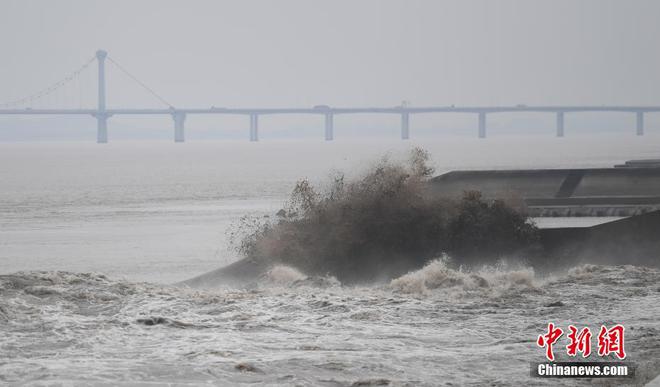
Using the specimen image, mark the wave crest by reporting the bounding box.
[261,265,340,288]
[390,258,537,296]
[262,265,307,285]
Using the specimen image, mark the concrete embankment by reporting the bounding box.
[181,210,660,288]
[539,210,660,268]
[179,258,269,288]
[430,165,660,217]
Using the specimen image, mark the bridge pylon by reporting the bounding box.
[95,114,108,143]
[96,50,108,143]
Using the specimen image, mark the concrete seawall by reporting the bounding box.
[538,210,660,268]
[430,165,660,217]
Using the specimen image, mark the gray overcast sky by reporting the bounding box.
[1,0,659,139]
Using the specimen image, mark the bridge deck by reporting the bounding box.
[1,105,660,116]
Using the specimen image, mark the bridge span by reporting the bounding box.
[1,50,657,142]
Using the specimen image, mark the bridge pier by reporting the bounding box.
[636,112,644,136]
[556,112,565,137]
[249,114,259,141]
[478,112,486,138]
[401,112,410,140]
[96,114,108,143]
[172,112,186,142]
[324,113,334,141]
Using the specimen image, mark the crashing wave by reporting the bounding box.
[260,265,340,288]
[261,265,307,285]
[389,257,537,296]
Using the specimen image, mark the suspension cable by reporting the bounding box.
[0,57,96,108]
[106,56,173,108]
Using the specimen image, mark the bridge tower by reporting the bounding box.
[95,50,109,143]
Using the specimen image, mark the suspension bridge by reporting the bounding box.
[0,50,658,143]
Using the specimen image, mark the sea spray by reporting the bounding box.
[230,148,539,283]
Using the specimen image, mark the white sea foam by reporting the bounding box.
[2,265,658,386]
[390,257,537,297]
[262,265,307,285]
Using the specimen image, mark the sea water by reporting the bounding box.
[1,135,659,385]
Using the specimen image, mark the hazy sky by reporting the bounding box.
[1,0,659,140]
